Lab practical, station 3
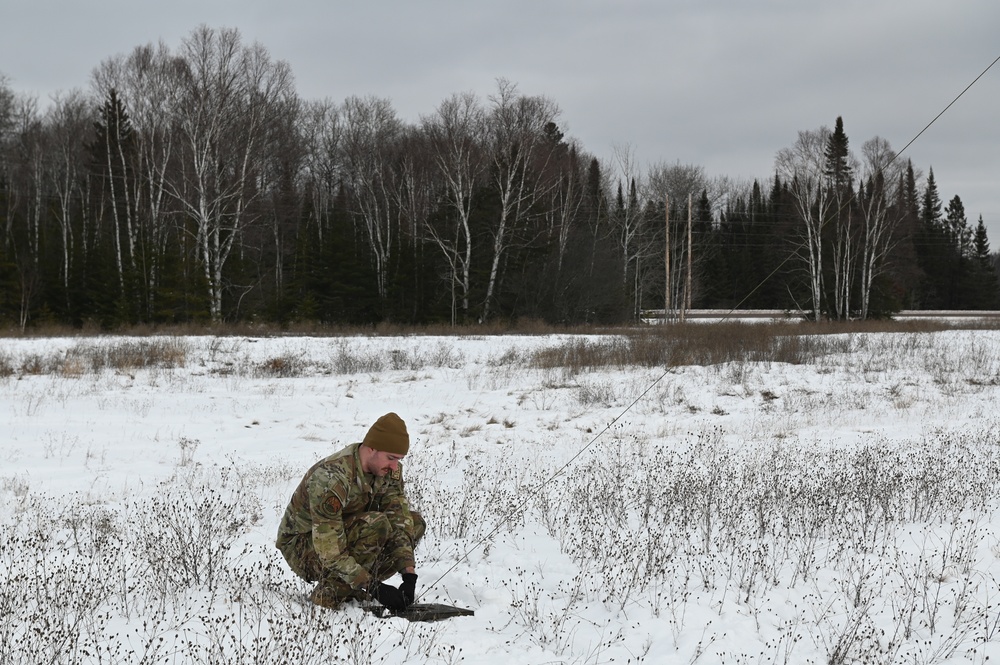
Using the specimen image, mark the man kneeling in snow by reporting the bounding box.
[276,412,424,612]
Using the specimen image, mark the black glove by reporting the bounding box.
[368,582,407,613]
[400,573,417,607]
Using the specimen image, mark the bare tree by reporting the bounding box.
[3,94,44,328]
[421,92,485,324]
[0,74,15,166]
[341,95,404,304]
[645,161,708,205]
[395,126,436,315]
[396,127,434,247]
[298,98,343,246]
[545,144,587,275]
[169,26,297,321]
[644,161,710,314]
[260,97,304,307]
[92,42,189,317]
[857,137,905,319]
[608,144,650,317]
[479,79,561,321]
[824,119,860,320]
[775,127,834,320]
[90,88,138,301]
[0,75,15,213]
[0,75,12,261]
[45,90,94,301]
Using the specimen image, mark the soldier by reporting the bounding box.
[276,412,425,612]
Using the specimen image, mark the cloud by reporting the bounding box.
[3,0,999,230]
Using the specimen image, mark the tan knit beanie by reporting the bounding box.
[362,412,409,455]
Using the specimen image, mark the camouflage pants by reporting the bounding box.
[279,511,425,604]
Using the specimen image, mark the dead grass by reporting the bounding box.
[79,339,188,371]
[529,323,813,370]
[527,319,999,372]
[3,339,188,378]
[1,317,997,379]
[254,355,301,378]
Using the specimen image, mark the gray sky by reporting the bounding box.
[3,0,999,239]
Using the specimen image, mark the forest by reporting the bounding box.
[1,25,997,330]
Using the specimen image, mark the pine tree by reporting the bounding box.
[894,161,924,307]
[88,88,140,325]
[942,195,970,308]
[920,168,943,229]
[902,161,920,219]
[944,195,971,257]
[971,215,1000,308]
[915,168,949,307]
[974,215,991,262]
[823,116,852,190]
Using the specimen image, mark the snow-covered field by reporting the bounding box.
[2,329,999,664]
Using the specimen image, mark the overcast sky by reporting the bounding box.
[3,1,998,238]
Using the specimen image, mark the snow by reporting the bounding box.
[2,330,1000,663]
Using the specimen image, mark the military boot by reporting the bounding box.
[309,581,356,609]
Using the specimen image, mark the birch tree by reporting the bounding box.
[0,76,14,232]
[856,136,905,319]
[92,42,188,318]
[45,90,93,302]
[421,92,485,324]
[91,89,137,300]
[299,99,343,245]
[775,127,834,320]
[170,26,296,321]
[823,117,858,320]
[546,145,587,275]
[608,144,649,317]
[341,95,403,304]
[4,95,44,328]
[480,79,560,322]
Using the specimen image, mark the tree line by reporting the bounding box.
[1,26,996,330]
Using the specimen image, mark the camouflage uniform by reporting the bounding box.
[276,442,425,605]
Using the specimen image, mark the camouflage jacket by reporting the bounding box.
[276,442,416,587]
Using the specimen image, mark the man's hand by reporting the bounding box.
[400,573,417,606]
[368,582,407,613]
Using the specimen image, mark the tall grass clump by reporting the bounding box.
[3,338,188,378]
[72,338,188,372]
[528,323,839,372]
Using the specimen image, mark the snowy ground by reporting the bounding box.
[2,329,999,664]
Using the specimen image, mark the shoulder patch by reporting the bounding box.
[325,495,342,512]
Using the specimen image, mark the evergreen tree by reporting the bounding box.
[88,88,141,325]
[915,168,948,307]
[971,215,1000,308]
[902,161,920,219]
[942,195,970,308]
[895,161,924,307]
[944,195,971,258]
[920,168,943,229]
[974,215,991,263]
[695,189,713,235]
[0,230,16,324]
[823,116,852,190]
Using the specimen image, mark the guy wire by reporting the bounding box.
[419,52,1000,599]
